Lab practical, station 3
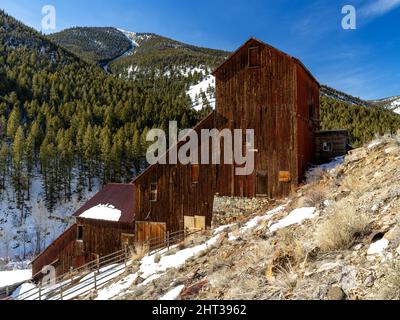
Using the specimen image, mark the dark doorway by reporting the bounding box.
[256,171,268,196]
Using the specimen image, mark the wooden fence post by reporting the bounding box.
[94,272,97,291]
[60,283,63,300]
[70,267,74,285]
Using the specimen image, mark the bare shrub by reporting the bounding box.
[269,264,298,294]
[303,183,327,207]
[131,243,150,261]
[381,261,400,300]
[306,167,325,184]
[177,241,186,250]
[315,205,371,252]
[154,253,161,263]
[275,228,306,266]
[341,176,365,197]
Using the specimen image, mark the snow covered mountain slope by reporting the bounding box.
[370,96,400,114]
[0,174,101,267]
[187,74,216,110]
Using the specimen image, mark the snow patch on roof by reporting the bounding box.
[80,204,122,222]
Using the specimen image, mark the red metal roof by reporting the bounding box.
[73,184,135,223]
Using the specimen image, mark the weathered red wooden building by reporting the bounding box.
[213,38,320,198]
[32,38,345,278]
[32,184,136,277]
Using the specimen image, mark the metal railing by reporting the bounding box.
[10,228,204,300]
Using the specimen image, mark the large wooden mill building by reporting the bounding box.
[32,38,346,277]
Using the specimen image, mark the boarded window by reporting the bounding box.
[184,216,195,230]
[77,225,83,240]
[323,142,333,152]
[279,171,291,182]
[248,47,260,68]
[150,183,158,202]
[191,164,200,183]
[256,171,268,195]
[184,216,206,231]
[194,216,206,230]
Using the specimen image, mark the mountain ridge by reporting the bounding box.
[48,26,399,111]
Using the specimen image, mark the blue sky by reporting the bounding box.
[1,0,400,100]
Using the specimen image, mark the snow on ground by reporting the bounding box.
[367,238,389,256]
[213,223,235,235]
[240,205,286,234]
[13,262,128,300]
[368,140,383,150]
[187,75,216,110]
[160,285,184,300]
[0,269,31,288]
[116,28,139,50]
[318,156,345,171]
[269,207,316,233]
[11,282,37,300]
[140,235,220,280]
[79,204,122,222]
[95,273,138,300]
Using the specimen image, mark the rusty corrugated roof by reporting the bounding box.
[73,183,135,223]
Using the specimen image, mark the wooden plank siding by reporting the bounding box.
[132,112,217,233]
[32,220,135,278]
[295,63,320,184]
[315,130,348,164]
[75,218,134,259]
[32,224,78,278]
[213,38,320,198]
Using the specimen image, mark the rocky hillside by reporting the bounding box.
[86,136,400,300]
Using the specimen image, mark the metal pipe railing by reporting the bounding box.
[12,228,205,300]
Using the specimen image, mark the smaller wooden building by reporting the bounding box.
[315,130,349,164]
[32,184,136,277]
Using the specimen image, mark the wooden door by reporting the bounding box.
[185,216,206,231]
[135,222,166,248]
[194,216,206,230]
[256,171,268,196]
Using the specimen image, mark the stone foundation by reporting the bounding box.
[212,196,274,227]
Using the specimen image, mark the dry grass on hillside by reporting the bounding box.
[303,183,327,208]
[315,201,371,252]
